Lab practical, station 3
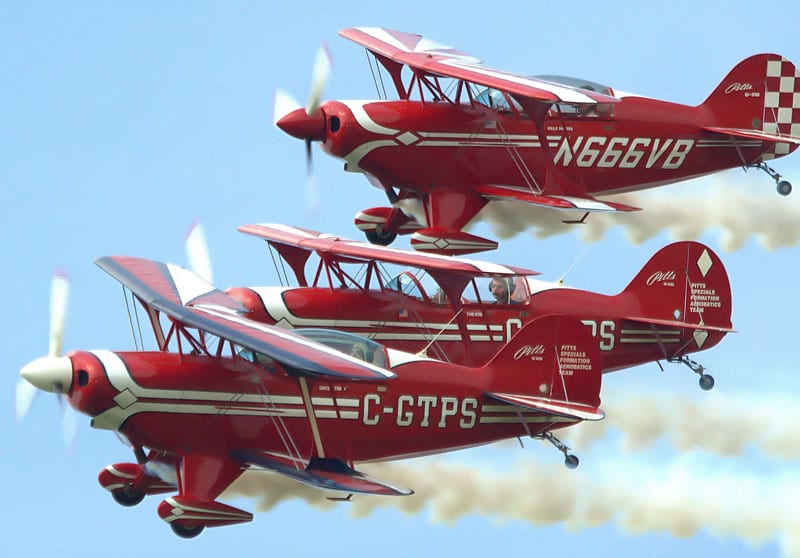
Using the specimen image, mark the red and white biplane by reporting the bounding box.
[231,223,733,391]
[277,27,800,254]
[19,255,604,537]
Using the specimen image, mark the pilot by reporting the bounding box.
[488,276,518,304]
[350,342,369,362]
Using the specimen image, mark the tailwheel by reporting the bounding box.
[365,226,397,246]
[111,485,145,507]
[671,355,715,391]
[699,373,716,392]
[747,162,792,196]
[171,523,205,539]
[541,431,580,469]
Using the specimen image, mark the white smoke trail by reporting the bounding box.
[478,173,800,251]
[225,454,800,556]
[563,391,800,461]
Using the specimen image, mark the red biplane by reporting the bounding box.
[230,223,732,391]
[19,255,604,537]
[276,27,800,254]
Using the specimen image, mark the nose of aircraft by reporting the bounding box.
[276,107,326,142]
[20,355,73,394]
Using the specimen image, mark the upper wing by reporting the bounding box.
[238,223,539,277]
[95,256,395,381]
[340,27,619,105]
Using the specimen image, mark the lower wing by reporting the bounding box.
[474,184,641,212]
[235,451,413,496]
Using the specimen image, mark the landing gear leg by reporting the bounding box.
[747,162,792,196]
[670,355,715,391]
[541,431,580,469]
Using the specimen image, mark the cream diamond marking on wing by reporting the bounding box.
[114,389,138,410]
[697,249,713,277]
[396,132,419,145]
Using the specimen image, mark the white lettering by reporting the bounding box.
[417,395,438,427]
[396,395,414,427]
[598,137,629,168]
[553,136,693,169]
[576,136,606,167]
[553,137,583,166]
[460,399,478,429]
[619,137,651,168]
[438,397,459,428]
[646,138,673,168]
[363,394,380,426]
[663,139,694,169]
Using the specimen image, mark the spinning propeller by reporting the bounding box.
[185,220,214,284]
[17,271,79,447]
[273,44,332,211]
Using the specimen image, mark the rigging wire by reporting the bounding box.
[122,285,141,351]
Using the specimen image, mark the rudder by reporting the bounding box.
[485,315,601,409]
[619,241,733,332]
[700,54,800,158]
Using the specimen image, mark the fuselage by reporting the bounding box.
[317,96,784,197]
[65,348,578,465]
[229,278,726,373]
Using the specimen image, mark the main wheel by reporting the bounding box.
[365,226,397,246]
[699,374,715,391]
[777,180,792,196]
[564,454,580,469]
[111,485,145,507]
[171,523,205,539]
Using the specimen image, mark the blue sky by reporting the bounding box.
[4,1,800,556]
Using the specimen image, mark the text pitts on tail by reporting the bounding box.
[19,255,604,538]
[276,27,800,255]
[229,224,732,390]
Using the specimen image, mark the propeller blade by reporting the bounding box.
[15,379,38,421]
[48,272,69,358]
[61,398,79,450]
[307,43,331,115]
[185,220,213,284]
[273,89,301,127]
[56,393,79,449]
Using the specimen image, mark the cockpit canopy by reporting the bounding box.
[475,75,615,117]
[534,75,614,97]
[295,328,388,367]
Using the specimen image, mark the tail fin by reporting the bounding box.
[485,315,601,414]
[700,54,800,158]
[619,240,733,335]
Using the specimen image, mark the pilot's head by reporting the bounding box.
[488,276,515,303]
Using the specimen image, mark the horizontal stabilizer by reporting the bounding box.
[237,451,413,496]
[702,126,800,145]
[487,392,604,421]
[474,185,640,212]
[624,315,735,333]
